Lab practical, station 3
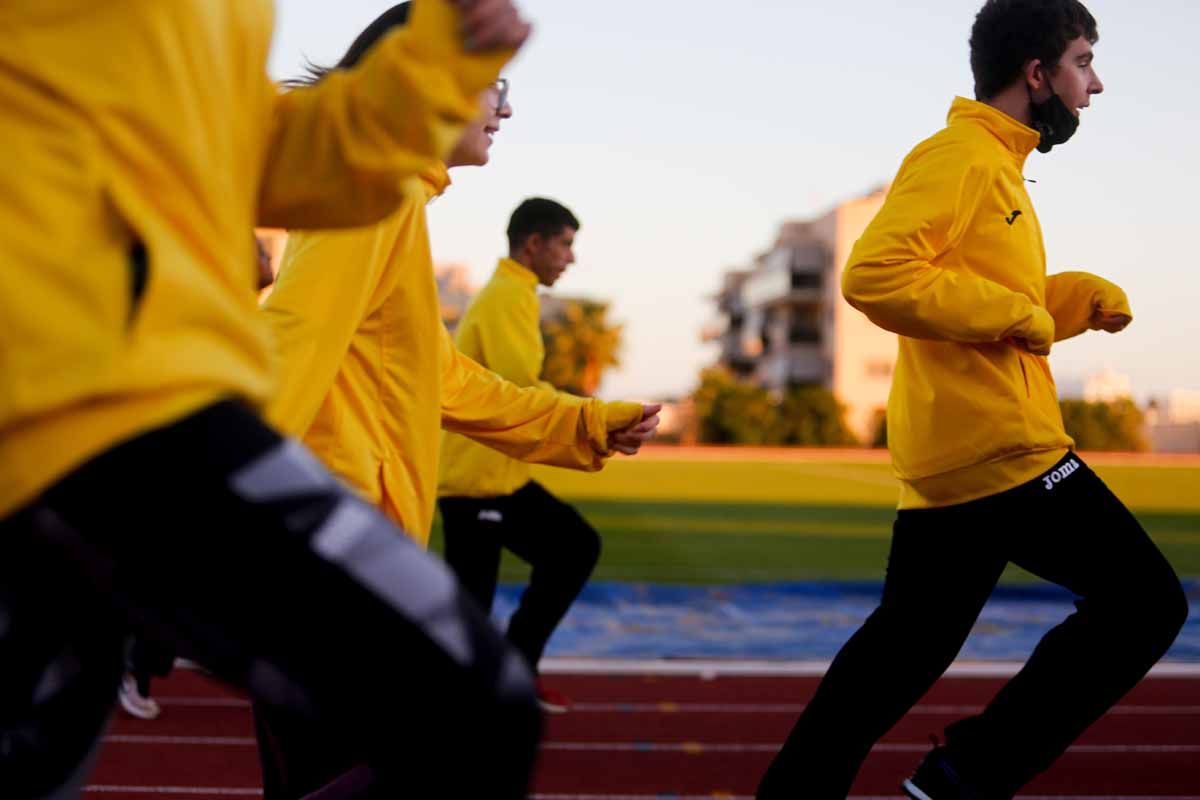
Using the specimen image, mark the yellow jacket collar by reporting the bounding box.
[419,162,452,200]
[496,257,539,288]
[948,97,1041,161]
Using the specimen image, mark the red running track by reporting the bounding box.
[83,667,1200,799]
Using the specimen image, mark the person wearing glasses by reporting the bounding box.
[259,4,661,796]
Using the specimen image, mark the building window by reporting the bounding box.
[790,271,822,290]
[788,308,821,344]
[788,323,821,344]
[789,246,827,274]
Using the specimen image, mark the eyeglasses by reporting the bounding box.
[491,78,509,115]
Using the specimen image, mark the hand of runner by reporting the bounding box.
[1091,309,1131,333]
[608,403,662,456]
[450,0,532,52]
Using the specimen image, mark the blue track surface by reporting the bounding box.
[493,580,1200,661]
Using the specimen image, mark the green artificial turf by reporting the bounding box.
[428,455,1200,584]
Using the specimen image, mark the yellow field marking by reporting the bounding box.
[584,516,890,538]
[632,445,1200,469]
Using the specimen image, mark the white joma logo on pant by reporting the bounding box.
[1043,458,1081,490]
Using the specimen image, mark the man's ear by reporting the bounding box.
[525,232,546,253]
[1024,58,1047,93]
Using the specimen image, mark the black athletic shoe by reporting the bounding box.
[902,746,994,800]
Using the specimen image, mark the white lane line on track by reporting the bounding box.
[532,796,755,800]
[175,657,1200,679]
[529,796,1200,800]
[84,793,1200,800]
[175,656,1200,679]
[84,788,262,796]
[540,659,1200,678]
[569,703,1200,716]
[156,697,251,708]
[143,698,1200,716]
[543,743,1200,754]
[100,735,1200,755]
[105,735,257,746]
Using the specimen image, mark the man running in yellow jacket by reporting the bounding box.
[757,2,1187,799]
[0,2,540,799]
[439,198,604,713]
[259,8,659,795]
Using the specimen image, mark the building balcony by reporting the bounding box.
[787,325,821,345]
[755,346,830,391]
[742,267,826,310]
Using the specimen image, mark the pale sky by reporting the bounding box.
[269,0,1200,403]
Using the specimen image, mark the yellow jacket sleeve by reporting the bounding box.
[262,216,403,436]
[1045,271,1132,342]
[438,326,642,469]
[469,285,555,390]
[843,150,1053,348]
[258,0,511,229]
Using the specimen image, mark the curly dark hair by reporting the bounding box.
[283,2,412,88]
[969,0,1098,99]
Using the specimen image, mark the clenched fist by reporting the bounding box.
[449,0,532,51]
[608,403,662,456]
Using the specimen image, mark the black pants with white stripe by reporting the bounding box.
[757,451,1188,800]
[439,481,602,671]
[0,400,539,800]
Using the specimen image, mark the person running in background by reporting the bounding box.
[118,235,276,723]
[259,7,659,796]
[438,198,607,713]
[264,9,659,553]
[756,2,1187,798]
[116,640,174,721]
[0,2,538,799]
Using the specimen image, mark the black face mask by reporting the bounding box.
[1028,76,1079,154]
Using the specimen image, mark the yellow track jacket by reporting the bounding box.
[439,258,555,498]
[843,98,1131,508]
[0,0,512,517]
[264,174,642,545]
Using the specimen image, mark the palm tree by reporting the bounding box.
[540,297,623,396]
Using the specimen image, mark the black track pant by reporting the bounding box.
[0,400,540,800]
[127,637,175,697]
[757,452,1188,799]
[439,481,601,670]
